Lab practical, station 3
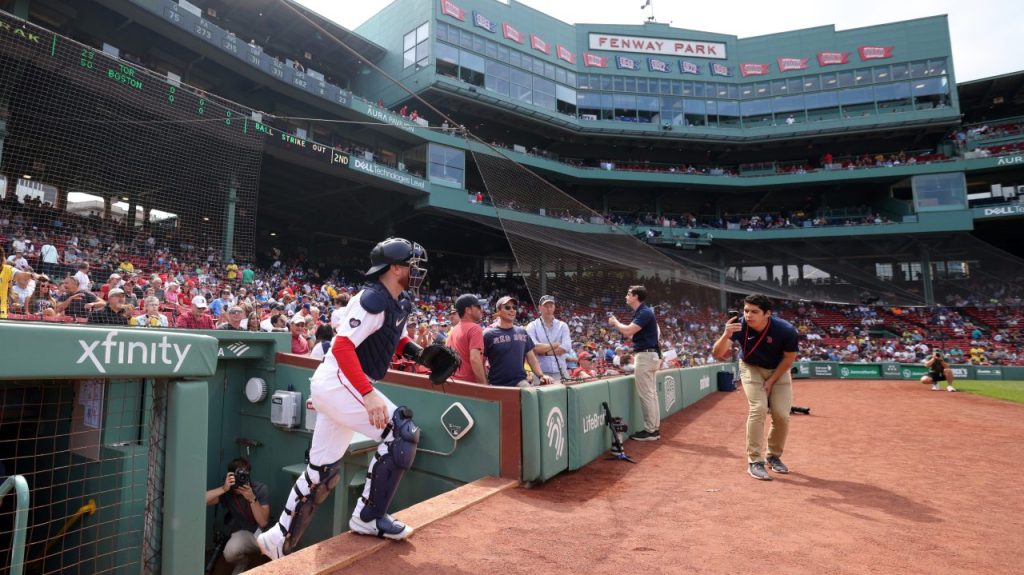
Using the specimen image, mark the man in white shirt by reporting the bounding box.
[7,251,30,271]
[39,241,59,278]
[525,295,572,382]
[260,303,286,332]
[74,262,91,292]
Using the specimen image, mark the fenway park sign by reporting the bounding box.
[588,33,727,59]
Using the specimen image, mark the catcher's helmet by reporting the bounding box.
[364,237,428,293]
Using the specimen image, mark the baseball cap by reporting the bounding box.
[455,294,481,315]
[290,315,307,325]
[108,288,125,297]
[496,295,518,308]
[192,295,208,309]
[539,295,556,305]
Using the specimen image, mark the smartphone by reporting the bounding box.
[728,309,740,321]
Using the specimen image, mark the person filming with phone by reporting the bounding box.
[713,294,799,481]
[205,457,270,574]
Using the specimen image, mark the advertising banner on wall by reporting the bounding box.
[440,0,465,21]
[679,60,701,75]
[817,51,850,66]
[859,45,894,60]
[777,57,809,72]
[583,53,608,68]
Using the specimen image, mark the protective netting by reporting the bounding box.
[466,146,1024,308]
[0,380,158,575]
[468,151,728,311]
[0,11,263,311]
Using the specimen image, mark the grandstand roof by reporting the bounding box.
[957,70,1024,120]
[183,0,386,73]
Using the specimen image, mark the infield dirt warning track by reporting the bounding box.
[261,379,1024,575]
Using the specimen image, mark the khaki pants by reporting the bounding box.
[633,352,661,432]
[223,529,259,574]
[740,362,792,464]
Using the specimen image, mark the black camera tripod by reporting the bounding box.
[602,402,636,463]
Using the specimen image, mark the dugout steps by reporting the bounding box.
[246,476,518,575]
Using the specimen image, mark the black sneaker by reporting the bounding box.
[748,462,772,481]
[629,429,661,441]
[766,455,789,474]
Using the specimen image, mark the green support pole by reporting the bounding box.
[162,380,209,575]
[920,248,935,306]
[223,184,237,263]
[539,252,547,297]
[718,254,727,310]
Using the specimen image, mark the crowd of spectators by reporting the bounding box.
[3,194,1022,373]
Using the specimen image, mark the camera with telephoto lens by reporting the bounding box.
[934,351,942,358]
[232,470,250,489]
[608,416,628,434]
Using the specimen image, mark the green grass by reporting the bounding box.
[952,380,1024,404]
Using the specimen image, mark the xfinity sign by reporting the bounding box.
[77,331,192,374]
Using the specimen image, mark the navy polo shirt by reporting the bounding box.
[730,316,799,369]
[630,304,659,351]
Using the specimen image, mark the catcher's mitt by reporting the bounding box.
[419,344,461,385]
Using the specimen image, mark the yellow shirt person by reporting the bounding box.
[0,262,14,318]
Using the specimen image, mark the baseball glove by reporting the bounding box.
[418,344,461,385]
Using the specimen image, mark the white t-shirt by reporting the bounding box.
[75,270,91,292]
[40,244,58,264]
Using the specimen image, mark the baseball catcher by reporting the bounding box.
[258,237,436,559]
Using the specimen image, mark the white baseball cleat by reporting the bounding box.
[349,513,414,540]
[256,525,285,559]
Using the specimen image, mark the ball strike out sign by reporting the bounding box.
[589,33,727,59]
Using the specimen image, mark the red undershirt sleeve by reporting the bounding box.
[396,336,412,357]
[331,336,373,395]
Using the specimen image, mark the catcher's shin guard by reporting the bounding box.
[277,459,342,555]
[355,407,420,523]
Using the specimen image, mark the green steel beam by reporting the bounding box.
[162,380,209,575]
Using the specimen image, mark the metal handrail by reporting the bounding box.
[0,474,30,575]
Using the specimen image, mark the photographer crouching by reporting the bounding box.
[922,351,957,392]
[205,458,270,574]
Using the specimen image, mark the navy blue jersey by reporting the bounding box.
[730,316,799,369]
[483,325,535,387]
[630,304,659,350]
[347,282,413,381]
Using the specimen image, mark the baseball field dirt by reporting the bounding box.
[331,379,1022,575]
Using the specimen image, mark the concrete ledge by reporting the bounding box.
[248,476,519,575]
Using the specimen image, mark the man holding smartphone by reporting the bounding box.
[713,294,799,481]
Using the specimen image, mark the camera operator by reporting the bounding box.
[205,458,270,574]
[922,351,957,392]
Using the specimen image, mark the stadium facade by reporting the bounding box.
[1,0,1023,307]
